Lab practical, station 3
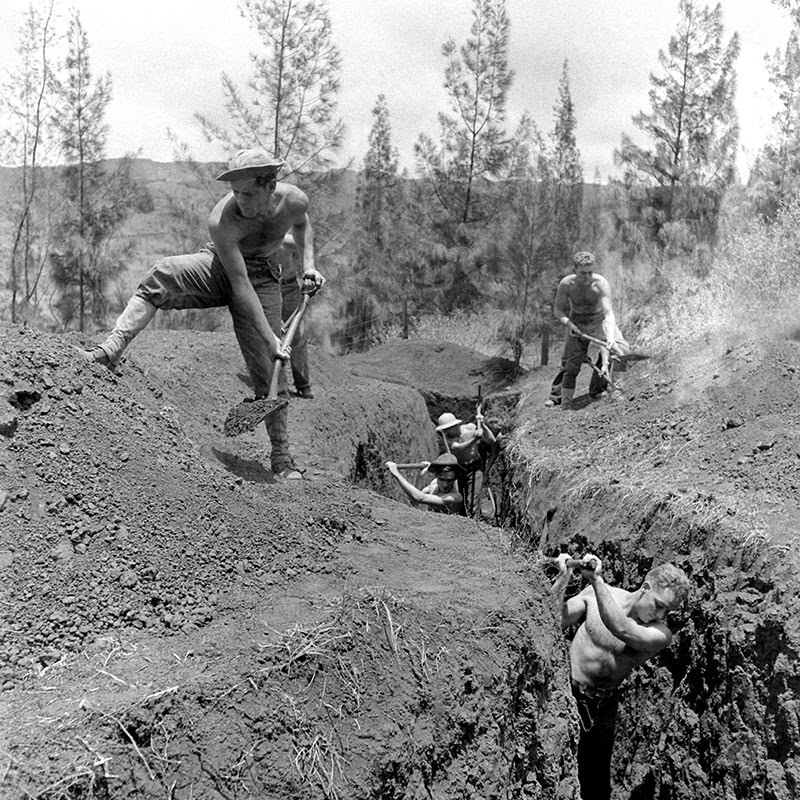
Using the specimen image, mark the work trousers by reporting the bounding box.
[280,279,311,392]
[457,462,484,518]
[571,680,620,800]
[550,321,629,400]
[134,246,293,472]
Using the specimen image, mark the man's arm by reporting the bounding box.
[551,554,590,628]
[595,276,618,350]
[588,572,672,654]
[553,278,580,335]
[209,204,283,360]
[386,461,447,508]
[291,212,325,289]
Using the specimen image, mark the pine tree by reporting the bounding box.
[49,10,147,331]
[500,112,551,372]
[414,0,513,225]
[615,0,740,252]
[344,94,401,350]
[748,24,800,219]
[546,59,583,271]
[0,1,58,322]
[196,0,344,173]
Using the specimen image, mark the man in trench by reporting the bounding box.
[551,554,690,800]
[547,251,629,409]
[434,412,496,518]
[82,148,325,480]
[385,454,464,515]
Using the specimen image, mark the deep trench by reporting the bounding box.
[354,386,796,800]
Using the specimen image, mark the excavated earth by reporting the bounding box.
[0,319,799,800]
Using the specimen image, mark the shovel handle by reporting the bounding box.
[394,462,428,470]
[267,293,311,398]
[543,557,597,571]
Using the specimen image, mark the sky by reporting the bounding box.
[0,0,792,181]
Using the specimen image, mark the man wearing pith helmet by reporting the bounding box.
[435,411,496,517]
[82,148,325,480]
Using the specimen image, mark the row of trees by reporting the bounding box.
[2,0,800,367]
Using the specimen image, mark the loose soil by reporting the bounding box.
[1,319,799,799]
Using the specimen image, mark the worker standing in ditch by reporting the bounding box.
[271,233,315,399]
[434,412,496,518]
[385,454,464,514]
[551,554,691,800]
[81,149,325,480]
[546,251,629,409]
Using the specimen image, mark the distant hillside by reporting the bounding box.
[0,159,362,288]
[0,158,608,308]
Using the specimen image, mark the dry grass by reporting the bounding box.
[383,308,509,359]
[634,196,800,353]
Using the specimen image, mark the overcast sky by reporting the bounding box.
[0,0,791,181]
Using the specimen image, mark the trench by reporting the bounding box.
[352,384,798,800]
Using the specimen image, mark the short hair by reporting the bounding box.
[645,563,691,608]
[254,173,278,188]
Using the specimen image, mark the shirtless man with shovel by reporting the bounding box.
[82,148,325,479]
[551,554,691,800]
[547,251,632,409]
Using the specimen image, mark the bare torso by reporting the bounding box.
[211,182,307,259]
[420,479,463,514]
[556,274,610,325]
[570,586,662,688]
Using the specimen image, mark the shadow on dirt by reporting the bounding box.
[211,446,276,483]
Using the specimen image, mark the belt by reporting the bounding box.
[571,678,620,699]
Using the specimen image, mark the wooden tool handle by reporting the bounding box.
[266,294,310,399]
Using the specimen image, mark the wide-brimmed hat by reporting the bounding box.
[215,148,285,182]
[435,412,462,432]
[427,453,459,472]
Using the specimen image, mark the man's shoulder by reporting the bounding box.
[460,422,478,438]
[592,273,611,291]
[275,182,309,209]
[208,192,234,224]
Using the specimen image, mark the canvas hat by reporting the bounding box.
[215,148,285,182]
[435,412,462,432]
[427,453,459,472]
[573,250,595,266]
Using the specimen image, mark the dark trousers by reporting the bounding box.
[571,680,620,800]
[280,279,311,391]
[456,461,483,518]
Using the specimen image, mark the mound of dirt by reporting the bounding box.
[5,314,799,800]
[0,324,570,799]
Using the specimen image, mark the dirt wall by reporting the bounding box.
[506,330,800,800]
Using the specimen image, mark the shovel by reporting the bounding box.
[223,292,311,437]
[574,330,649,365]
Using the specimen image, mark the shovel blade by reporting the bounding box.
[613,352,649,364]
[224,396,288,437]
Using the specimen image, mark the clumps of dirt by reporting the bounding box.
[0,324,365,686]
[0,322,575,799]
